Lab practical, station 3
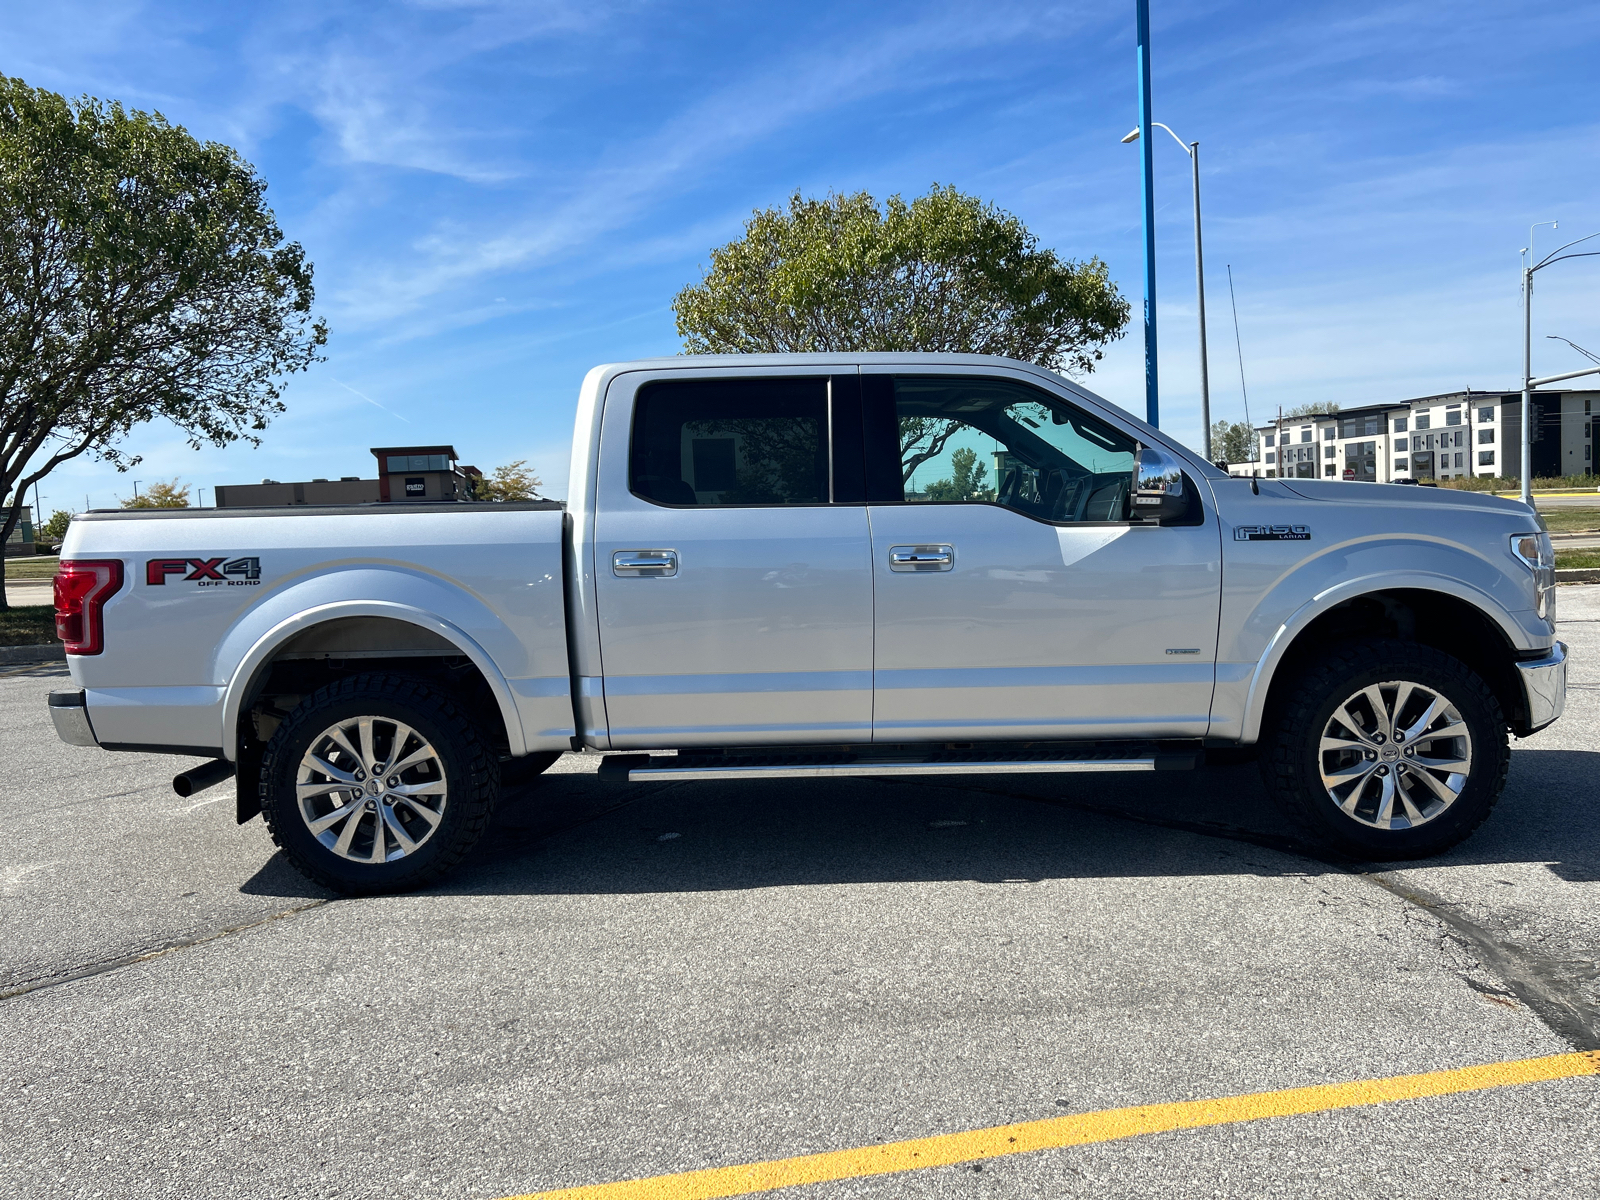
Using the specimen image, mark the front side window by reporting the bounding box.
[887,376,1137,523]
[630,378,828,506]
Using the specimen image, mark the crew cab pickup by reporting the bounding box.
[48,354,1568,892]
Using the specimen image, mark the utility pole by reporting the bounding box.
[1135,0,1158,428]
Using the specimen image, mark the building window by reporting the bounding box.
[1264,433,1275,448]
[1324,464,1335,476]
[1396,438,1408,452]
[1446,409,1461,426]
[1479,406,1494,423]
[1393,417,1408,433]
[1300,428,1312,442]
[1265,451,1276,464]
[1479,450,1495,466]
[1338,415,1381,439]
[1395,459,1407,473]
[1455,452,1464,468]
[1415,415,1431,430]
[1324,444,1335,458]
[1479,428,1494,444]
[1323,426,1335,439]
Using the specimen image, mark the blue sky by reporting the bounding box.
[8,0,1599,510]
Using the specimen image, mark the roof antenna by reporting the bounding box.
[1227,265,1258,492]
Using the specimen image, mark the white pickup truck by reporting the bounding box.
[48,354,1566,892]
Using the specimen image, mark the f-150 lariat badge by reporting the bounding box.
[1233,525,1311,542]
[145,556,262,586]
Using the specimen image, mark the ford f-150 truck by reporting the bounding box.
[48,354,1567,893]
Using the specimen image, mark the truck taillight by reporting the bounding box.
[54,560,124,655]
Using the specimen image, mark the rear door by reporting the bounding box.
[593,371,874,748]
[862,369,1222,743]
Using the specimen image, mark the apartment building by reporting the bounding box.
[1231,389,1595,482]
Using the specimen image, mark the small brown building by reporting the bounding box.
[370,446,482,502]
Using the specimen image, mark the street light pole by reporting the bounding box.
[1122,121,1210,457]
[1135,0,1158,428]
[1519,226,1600,506]
[1189,139,1210,460]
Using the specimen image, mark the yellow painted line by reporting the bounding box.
[512,1051,1600,1200]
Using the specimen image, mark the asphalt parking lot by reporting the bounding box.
[2,590,1598,1199]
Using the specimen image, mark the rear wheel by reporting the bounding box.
[260,673,500,894]
[1260,640,1508,860]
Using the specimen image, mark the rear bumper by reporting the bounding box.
[1516,642,1567,734]
[48,690,98,747]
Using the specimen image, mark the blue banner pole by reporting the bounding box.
[1136,0,1159,427]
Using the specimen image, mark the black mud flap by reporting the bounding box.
[236,737,265,824]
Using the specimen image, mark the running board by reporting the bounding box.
[598,746,1200,783]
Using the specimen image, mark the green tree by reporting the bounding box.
[673,186,1130,374]
[923,447,993,501]
[0,75,326,608]
[40,508,72,540]
[122,478,189,508]
[1211,419,1258,465]
[1281,402,1339,418]
[475,460,542,502]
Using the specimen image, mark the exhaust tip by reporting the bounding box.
[173,759,236,798]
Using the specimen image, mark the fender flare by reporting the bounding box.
[1238,571,1527,744]
[220,599,527,761]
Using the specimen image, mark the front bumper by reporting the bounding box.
[48,689,98,747]
[1516,642,1567,734]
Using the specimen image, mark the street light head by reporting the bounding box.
[1121,128,1141,143]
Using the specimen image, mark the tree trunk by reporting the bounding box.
[0,497,26,611]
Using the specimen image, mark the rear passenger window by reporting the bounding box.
[881,376,1138,523]
[630,379,829,506]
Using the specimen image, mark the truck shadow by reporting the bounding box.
[410,747,1600,897]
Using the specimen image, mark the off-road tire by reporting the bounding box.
[1260,639,1508,860]
[259,673,500,895]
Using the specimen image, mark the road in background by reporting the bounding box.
[1,590,1597,1198]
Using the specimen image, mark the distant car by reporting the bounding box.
[47,353,1567,892]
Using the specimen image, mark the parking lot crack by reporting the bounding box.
[0,899,332,1003]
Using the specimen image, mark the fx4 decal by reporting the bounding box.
[1233,525,1311,542]
[146,557,262,587]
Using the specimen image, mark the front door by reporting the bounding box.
[594,373,874,748]
[863,370,1222,743]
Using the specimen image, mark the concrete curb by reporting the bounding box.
[1555,569,1600,584]
[0,643,65,664]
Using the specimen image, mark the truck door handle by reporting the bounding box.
[888,545,953,572]
[613,550,678,577]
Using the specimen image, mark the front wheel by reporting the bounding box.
[1260,640,1509,860]
[259,673,500,895]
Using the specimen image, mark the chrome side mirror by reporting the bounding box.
[1130,445,1189,523]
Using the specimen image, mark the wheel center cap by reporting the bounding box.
[365,777,381,795]
[1381,746,1399,760]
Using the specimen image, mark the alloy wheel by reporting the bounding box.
[1318,680,1473,831]
[295,716,449,863]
